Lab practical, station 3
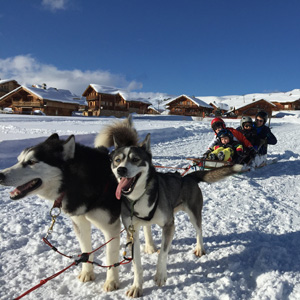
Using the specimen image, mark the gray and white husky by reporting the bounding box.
[0,117,140,293]
[109,133,243,297]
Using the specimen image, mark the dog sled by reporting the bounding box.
[186,153,277,173]
[186,157,234,170]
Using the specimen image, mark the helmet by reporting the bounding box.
[255,111,268,125]
[211,117,225,131]
[217,129,233,140]
[240,116,253,128]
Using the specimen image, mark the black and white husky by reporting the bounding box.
[109,133,243,297]
[0,117,140,292]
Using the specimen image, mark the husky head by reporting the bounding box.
[110,133,152,200]
[0,133,75,201]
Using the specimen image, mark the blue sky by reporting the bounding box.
[0,0,300,97]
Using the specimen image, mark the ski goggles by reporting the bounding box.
[217,129,233,138]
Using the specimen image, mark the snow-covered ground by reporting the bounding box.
[0,113,299,300]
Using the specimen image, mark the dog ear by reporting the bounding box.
[140,133,151,154]
[46,133,59,141]
[113,135,122,149]
[63,135,75,160]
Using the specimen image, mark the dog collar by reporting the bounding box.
[53,192,65,208]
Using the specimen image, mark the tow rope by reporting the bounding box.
[13,196,133,300]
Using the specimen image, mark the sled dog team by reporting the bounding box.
[0,117,243,297]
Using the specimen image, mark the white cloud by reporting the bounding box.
[41,0,68,11]
[0,55,143,96]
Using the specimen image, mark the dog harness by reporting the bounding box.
[125,193,159,222]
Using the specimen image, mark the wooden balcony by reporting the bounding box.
[12,101,41,107]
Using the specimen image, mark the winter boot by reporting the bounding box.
[208,153,217,160]
[217,151,225,161]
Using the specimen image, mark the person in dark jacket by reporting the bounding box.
[255,111,277,155]
[236,116,261,150]
[207,129,244,162]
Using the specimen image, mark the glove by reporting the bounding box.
[202,150,211,158]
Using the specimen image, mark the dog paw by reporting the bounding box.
[154,272,167,287]
[77,270,95,282]
[126,285,143,298]
[103,279,119,292]
[194,247,206,257]
[144,244,158,254]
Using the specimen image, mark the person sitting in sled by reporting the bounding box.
[254,111,277,155]
[203,117,256,158]
[207,129,243,162]
[236,116,261,151]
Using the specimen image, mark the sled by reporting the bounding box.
[186,157,234,170]
[186,155,277,172]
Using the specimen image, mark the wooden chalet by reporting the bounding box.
[269,90,300,111]
[166,95,213,117]
[209,101,229,116]
[0,79,20,98]
[272,99,300,110]
[147,106,161,115]
[228,99,276,118]
[0,85,85,116]
[82,84,151,117]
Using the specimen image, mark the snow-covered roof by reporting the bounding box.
[226,98,276,113]
[198,89,300,111]
[89,84,119,94]
[166,94,213,109]
[147,106,161,113]
[88,84,152,105]
[0,79,18,85]
[0,85,86,105]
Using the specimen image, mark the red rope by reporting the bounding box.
[42,237,73,259]
[14,229,131,299]
[14,262,76,300]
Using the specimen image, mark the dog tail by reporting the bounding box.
[186,164,243,183]
[94,115,139,148]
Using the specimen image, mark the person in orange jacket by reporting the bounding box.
[203,117,256,158]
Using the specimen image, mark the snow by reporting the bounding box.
[198,89,300,111]
[0,113,300,300]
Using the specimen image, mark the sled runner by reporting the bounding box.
[186,157,234,170]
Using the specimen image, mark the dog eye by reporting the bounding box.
[27,159,37,166]
[114,158,121,164]
[131,157,139,163]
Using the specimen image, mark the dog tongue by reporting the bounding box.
[116,177,134,200]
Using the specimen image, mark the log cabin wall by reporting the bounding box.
[234,100,275,117]
[272,99,300,111]
[168,96,212,116]
[0,80,20,98]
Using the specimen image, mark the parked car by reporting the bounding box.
[1,108,13,114]
[33,110,46,116]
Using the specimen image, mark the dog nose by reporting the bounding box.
[117,167,127,177]
[0,173,5,183]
